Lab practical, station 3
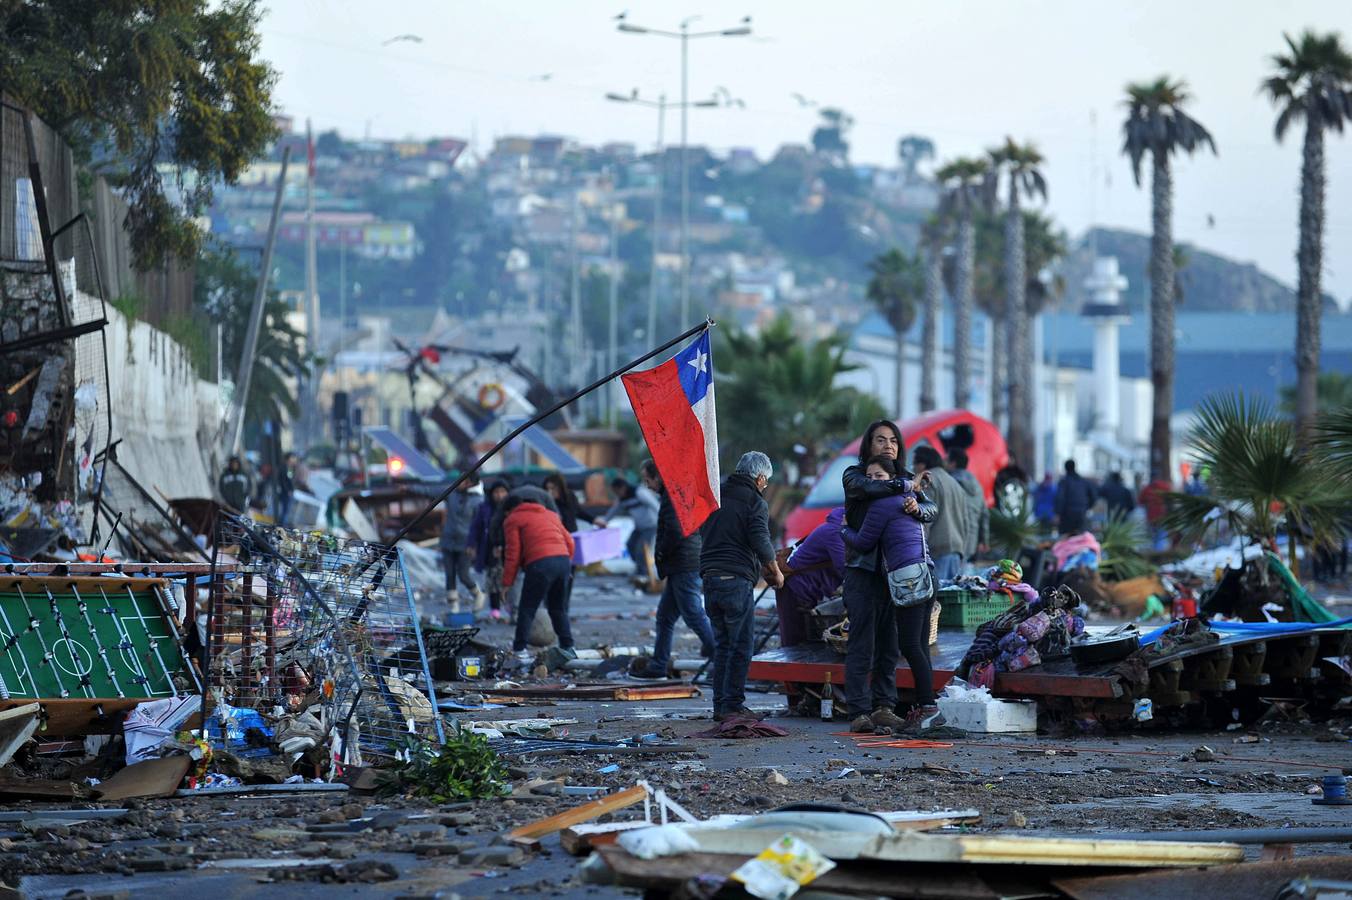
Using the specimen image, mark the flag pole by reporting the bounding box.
[382,318,715,552]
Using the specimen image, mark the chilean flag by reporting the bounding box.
[621,330,720,536]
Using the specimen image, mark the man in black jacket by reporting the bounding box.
[841,420,936,734]
[1054,459,1097,535]
[700,451,783,721]
[633,460,716,679]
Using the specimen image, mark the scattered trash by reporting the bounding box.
[617,823,701,860]
[1133,698,1153,723]
[1193,745,1216,763]
[598,764,621,774]
[506,784,647,846]
[765,769,789,786]
[730,833,835,900]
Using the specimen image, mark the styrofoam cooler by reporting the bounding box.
[573,527,625,565]
[936,696,1038,733]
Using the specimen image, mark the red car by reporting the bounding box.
[782,409,1009,544]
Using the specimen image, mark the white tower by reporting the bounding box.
[1082,257,1129,442]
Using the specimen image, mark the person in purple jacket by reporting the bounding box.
[840,455,945,733]
[775,507,847,647]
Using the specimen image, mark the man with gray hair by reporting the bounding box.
[699,451,783,721]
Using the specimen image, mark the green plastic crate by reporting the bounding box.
[936,588,1010,630]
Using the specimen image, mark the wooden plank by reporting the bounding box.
[505,784,646,845]
[0,698,201,737]
[613,686,698,701]
[683,828,1244,868]
[93,756,191,801]
[0,773,88,801]
[0,702,40,766]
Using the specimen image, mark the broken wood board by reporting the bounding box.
[593,846,1005,899]
[0,773,90,801]
[174,782,349,797]
[506,784,646,846]
[1054,856,1352,900]
[0,698,198,737]
[0,702,40,767]
[93,756,191,801]
[683,829,1244,868]
[561,808,983,856]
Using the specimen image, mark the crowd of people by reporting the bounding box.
[216,452,308,525]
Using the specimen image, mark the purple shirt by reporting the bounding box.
[782,507,847,608]
[840,493,929,571]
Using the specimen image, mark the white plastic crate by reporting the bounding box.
[936,696,1038,733]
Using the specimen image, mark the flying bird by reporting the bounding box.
[614,10,628,20]
[531,73,554,81]
[791,92,817,108]
[1206,214,1216,228]
[382,34,423,45]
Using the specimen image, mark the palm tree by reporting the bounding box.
[935,156,992,411]
[718,315,886,479]
[897,135,936,183]
[1162,393,1348,570]
[919,216,946,413]
[1263,30,1352,437]
[988,138,1047,470]
[866,248,924,418]
[1312,404,1352,486]
[1122,77,1216,484]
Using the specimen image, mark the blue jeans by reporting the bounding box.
[842,568,898,717]
[512,556,574,652]
[933,553,963,585]
[652,571,715,667]
[702,574,756,713]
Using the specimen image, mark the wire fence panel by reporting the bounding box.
[206,515,443,764]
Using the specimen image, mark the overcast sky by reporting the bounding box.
[259,0,1352,304]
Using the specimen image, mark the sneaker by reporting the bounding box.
[899,704,946,734]
[869,707,907,733]
[512,649,534,668]
[850,713,878,734]
[557,646,578,660]
[917,705,946,731]
[719,705,763,721]
[471,588,487,611]
[629,658,667,680]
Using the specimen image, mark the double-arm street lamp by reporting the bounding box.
[617,15,751,327]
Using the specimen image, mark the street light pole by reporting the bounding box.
[607,89,727,344]
[617,16,751,327]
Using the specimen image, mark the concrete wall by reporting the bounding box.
[102,307,222,499]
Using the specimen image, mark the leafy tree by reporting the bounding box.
[866,248,923,417]
[898,135,936,183]
[988,138,1047,470]
[196,244,307,429]
[1121,76,1217,483]
[1162,393,1348,570]
[1280,371,1352,417]
[1262,30,1352,437]
[935,156,993,409]
[811,107,854,162]
[1312,404,1352,488]
[0,0,278,270]
[717,315,885,481]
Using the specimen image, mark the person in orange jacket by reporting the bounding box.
[502,498,577,666]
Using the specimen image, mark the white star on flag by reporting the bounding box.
[687,350,708,375]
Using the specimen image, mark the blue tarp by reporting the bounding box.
[1140,615,1352,646]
